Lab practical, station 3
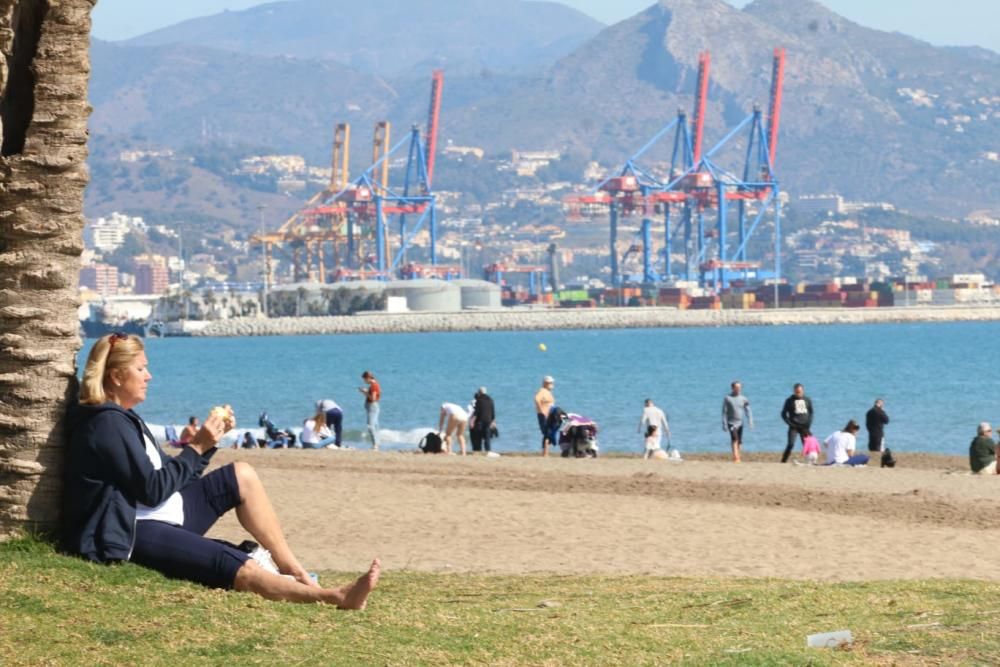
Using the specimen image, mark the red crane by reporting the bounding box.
[767,47,786,171]
[691,51,711,166]
[424,69,444,190]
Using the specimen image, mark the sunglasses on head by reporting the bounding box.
[107,332,128,356]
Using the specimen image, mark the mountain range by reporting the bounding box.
[88,0,1000,218]
[121,0,604,77]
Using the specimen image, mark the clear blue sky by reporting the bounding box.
[91,0,1000,53]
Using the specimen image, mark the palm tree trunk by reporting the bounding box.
[0,0,94,539]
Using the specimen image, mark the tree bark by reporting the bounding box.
[0,0,94,539]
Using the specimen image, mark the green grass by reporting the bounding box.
[3,536,1000,666]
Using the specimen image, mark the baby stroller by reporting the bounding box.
[558,413,599,458]
[258,412,296,449]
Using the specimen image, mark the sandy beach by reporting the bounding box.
[201,448,1000,583]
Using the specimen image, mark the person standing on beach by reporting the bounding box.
[780,383,813,463]
[316,398,344,448]
[359,371,381,451]
[534,376,556,457]
[638,399,670,451]
[469,387,496,453]
[722,382,753,463]
[865,398,890,454]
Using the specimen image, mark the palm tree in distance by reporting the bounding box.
[0,0,96,539]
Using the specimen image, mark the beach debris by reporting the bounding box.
[538,343,547,352]
[806,629,853,649]
[537,599,561,608]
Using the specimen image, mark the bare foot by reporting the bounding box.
[330,559,381,610]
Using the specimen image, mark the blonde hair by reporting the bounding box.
[79,334,145,405]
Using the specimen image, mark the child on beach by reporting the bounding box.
[801,430,821,464]
[643,424,661,460]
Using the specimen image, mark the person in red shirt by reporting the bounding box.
[359,371,381,450]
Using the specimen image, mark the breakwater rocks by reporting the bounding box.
[193,305,1000,337]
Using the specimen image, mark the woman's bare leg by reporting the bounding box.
[445,415,459,454]
[232,461,314,586]
[457,421,467,456]
[233,559,380,608]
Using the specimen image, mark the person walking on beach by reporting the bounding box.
[865,398,890,454]
[780,383,813,463]
[722,381,753,463]
[969,422,997,475]
[469,387,496,453]
[316,398,343,448]
[534,376,556,457]
[359,371,381,451]
[638,399,670,452]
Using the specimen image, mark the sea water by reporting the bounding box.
[78,321,1000,457]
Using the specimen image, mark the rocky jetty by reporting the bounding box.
[194,305,1000,337]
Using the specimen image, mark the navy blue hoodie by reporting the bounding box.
[61,402,215,563]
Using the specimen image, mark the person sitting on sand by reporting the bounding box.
[969,422,997,475]
[438,402,470,456]
[643,424,661,460]
[62,333,379,608]
[301,409,338,449]
[179,416,199,445]
[822,420,869,466]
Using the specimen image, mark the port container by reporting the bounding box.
[680,172,715,189]
[600,175,639,192]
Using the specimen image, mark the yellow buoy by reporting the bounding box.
[538,343,547,352]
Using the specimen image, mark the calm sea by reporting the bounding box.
[77,321,1000,457]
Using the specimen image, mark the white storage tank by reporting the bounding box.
[385,279,461,312]
[451,279,502,309]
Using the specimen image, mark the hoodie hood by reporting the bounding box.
[66,401,150,442]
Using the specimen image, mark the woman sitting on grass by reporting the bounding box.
[61,333,379,608]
